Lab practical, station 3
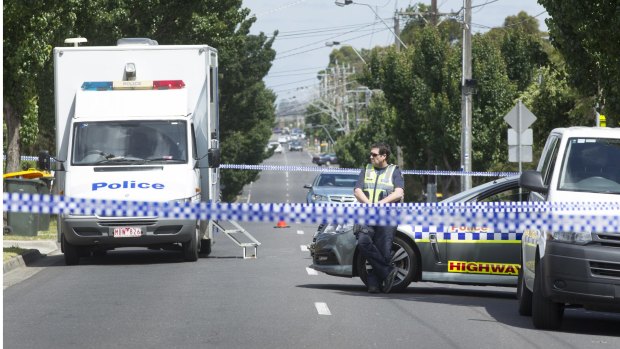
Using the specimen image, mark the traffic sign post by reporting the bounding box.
[504,100,536,172]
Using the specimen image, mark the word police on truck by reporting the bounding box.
[50,38,221,265]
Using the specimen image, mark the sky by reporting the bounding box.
[242,0,550,105]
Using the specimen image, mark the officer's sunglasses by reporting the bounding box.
[369,152,381,158]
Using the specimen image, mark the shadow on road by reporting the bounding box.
[297,282,620,336]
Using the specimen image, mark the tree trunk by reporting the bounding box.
[4,101,21,173]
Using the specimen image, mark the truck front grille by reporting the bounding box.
[98,220,157,227]
[590,261,620,278]
[595,233,620,247]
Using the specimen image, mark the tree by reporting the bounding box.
[3,1,79,172]
[539,0,620,125]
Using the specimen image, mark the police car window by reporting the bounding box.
[480,188,529,202]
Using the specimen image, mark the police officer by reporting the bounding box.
[354,142,404,293]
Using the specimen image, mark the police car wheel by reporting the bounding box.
[183,227,199,262]
[356,235,417,292]
[62,235,80,266]
[532,260,564,329]
[517,266,532,316]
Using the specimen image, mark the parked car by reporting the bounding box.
[312,153,338,166]
[308,175,528,292]
[304,171,359,204]
[289,140,303,152]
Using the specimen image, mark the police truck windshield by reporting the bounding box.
[72,120,188,165]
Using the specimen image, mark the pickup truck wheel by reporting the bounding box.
[357,235,416,292]
[517,267,532,316]
[532,260,564,329]
[183,227,199,262]
[62,235,80,266]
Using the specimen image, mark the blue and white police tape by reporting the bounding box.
[220,164,520,177]
[14,155,517,177]
[4,193,619,233]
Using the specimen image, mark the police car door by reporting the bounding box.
[445,181,527,284]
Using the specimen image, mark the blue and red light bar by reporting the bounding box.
[81,80,185,91]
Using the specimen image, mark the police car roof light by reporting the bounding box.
[153,80,185,90]
[81,81,113,91]
[82,80,185,91]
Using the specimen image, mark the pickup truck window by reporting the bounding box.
[539,135,560,186]
[558,137,620,194]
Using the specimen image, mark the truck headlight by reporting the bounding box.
[550,231,592,244]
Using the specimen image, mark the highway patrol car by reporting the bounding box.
[309,175,526,292]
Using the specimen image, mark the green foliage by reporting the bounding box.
[539,0,620,125]
[3,0,79,171]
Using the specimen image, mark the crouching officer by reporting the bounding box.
[353,142,404,293]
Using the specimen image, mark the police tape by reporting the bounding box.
[4,193,619,233]
[220,164,520,177]
[15,156,518,177]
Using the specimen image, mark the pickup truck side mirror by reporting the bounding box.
[208,148,221,168]
[520,170,548,194]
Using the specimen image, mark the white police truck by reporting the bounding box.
[53,38,221,265]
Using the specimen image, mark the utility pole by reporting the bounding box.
[431,0,438,26]
[460,0,473,191]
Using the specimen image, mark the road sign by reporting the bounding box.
[504,101,536,132]
[508,129,533,146]
[509,145,533,162]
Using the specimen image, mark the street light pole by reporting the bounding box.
[335,1,408,49]
[460,0,473,191]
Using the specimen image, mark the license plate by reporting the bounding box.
[113,226,143,238]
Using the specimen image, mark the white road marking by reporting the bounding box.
[300,245,308,252]
[297,230,304,235]
[315,302,332,316]
[306,267,318,275]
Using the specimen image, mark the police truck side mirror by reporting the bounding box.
[208,148,221,168]
[38,151,51,171]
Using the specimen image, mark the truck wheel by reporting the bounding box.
[356,235,417,292]
[183,227,199,262]
[200,238,212,256]
[62,235,80,266]
[517,267,532,316]
[532,260,564,329]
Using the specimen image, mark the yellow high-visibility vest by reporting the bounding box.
[362,164,396,203]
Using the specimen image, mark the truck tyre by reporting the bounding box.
[62,235,80,266]
[532,260,564,329]
[183,227,199,262]
[200,238,212,256]
[356,235,417,292]
[517,267,533,316]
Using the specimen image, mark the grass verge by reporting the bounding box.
[3,246,28,262]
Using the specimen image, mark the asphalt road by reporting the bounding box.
[3,146,620,348]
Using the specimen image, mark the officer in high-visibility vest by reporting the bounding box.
[354,142,404,293]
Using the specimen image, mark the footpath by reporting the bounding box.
[3,240,59,274]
